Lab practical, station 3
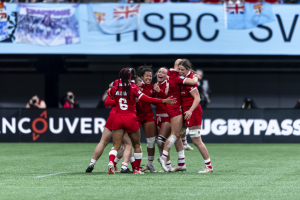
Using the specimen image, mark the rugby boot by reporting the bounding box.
[120,168,133,173]
[198,166,213,173]
[141,164,157,173]
[85,164,94,173]
[108,161,115,175]
[183,143,194,151]
[133,170,144,174]
[173,164,187,172]
[158,157,168,172]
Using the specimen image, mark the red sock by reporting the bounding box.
[134,153,142,171]
[135,159,141,171]
[109,150,117,163]
[131,161,136,170]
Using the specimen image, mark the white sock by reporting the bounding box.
[130,157,135,163]
[114,158,120,164]
[148,156,154,165]
[121,162,128,170]
[90,159,96,166]
[162,150,168,159]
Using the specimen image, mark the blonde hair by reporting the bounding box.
[155,67,168,77]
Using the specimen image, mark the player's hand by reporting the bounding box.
[163,96,176,105]
[153,84,160,92]
[193,74,200,81]
[184,110,193,120]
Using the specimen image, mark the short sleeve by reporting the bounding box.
[133,86,143,99]
[189,86,198,93]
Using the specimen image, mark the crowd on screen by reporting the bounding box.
[1,0,299,4]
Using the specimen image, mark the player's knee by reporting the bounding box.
[146,136,156,148]
[157,135,166,148]
[189,129,201,138]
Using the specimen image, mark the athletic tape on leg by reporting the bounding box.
[167,135,178,149]
[117,145,125,157]
[189,129,201,138]
[146,137,156,148]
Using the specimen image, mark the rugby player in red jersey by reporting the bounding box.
[151,67,173,172]
[158,59,199,172]
[108,68,175,174]
[136,65,159,172]
[85,89,133,173]
[178,59,213,173]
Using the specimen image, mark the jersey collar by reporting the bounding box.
[185,70,191,77]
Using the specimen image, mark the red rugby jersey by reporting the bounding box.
[136,82,154,117]
[181,71,198,109]
[167,68,186,107]
[153,80,168,114]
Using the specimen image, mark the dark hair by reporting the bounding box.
[137,65,153,78]
[115,68,131,100]
[178,59,196,74]
[128,68,138,83]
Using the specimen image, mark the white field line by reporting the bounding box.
[36,172,66,178]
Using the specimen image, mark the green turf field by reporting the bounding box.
[0,143,299,199]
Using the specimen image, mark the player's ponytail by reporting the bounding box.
[118,68,131,100]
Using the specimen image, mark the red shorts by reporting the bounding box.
[105,114,115,130]
[166,104,182,119]
[138,113,155,126]
[112,114,140,133]
[155,114,170,128]
[183,105,203,127]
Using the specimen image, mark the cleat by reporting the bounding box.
[120,168,133,173]
[133,170,144,174]
[184,143,194,151]
[85,165,94,173]
[108,161,115,175]
[141,164,157,173]
[198,166,213,173]
[173,165,187,172]
[167,166,174,172]
[158,169,166,173]
[158,157,168,172]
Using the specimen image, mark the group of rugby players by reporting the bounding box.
[85,58,213,174]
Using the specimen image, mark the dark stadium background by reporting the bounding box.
[0,54,299,109]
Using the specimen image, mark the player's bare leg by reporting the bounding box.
[86,127,112,173]
[189,126,213,173]
[159,115,183,171]
[181,129,194,151]
[108,129,125,174]
[128,129,144,174]
[142,121,157,172]
[157,122,173,172]
[119,133,133,173]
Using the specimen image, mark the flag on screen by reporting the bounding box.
[0,2,9,42]
[89,4,140,34]
[225,2,275,30]
[16,5,80,46]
